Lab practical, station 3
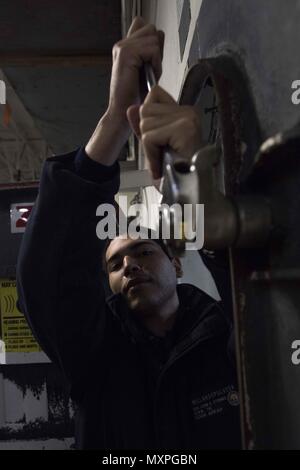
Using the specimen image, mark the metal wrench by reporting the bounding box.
[143,63,199,255]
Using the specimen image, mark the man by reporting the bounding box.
[17,17,241,449]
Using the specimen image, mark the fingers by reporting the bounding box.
[127,104,141,138]
[130,22,158,38]
[126,18,164,81]
[113,35,162,79]
[132,26,164,80]
[140,115,181,134]
[142,121,181,179]
[137,86,203,179]
[126,16,147,37]
[127,86,180,149]
[140,103,180,117]
[136,39,163,80]
[144,86,176,105]
[109,16,164,117]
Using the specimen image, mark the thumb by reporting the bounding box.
[144,85,176,105]
[127,104,141,138]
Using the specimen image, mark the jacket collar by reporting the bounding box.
[106,283,229,346]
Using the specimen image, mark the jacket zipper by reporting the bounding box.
[152,302,226,445]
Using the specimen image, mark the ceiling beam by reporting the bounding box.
[0,53,112,68]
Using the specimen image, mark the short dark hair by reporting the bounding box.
[101,219,172,273]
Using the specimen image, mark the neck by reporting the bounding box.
[140,293,180,338]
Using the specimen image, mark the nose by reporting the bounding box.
[123,255,143,277]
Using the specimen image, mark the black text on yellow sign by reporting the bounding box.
[0,279,41,353]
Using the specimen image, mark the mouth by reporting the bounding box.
[124,278,151,295]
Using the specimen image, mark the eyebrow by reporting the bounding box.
[106,241,157,266]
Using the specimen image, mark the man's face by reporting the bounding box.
[105,237,181,314]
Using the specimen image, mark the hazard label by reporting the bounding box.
[0,279,41,352]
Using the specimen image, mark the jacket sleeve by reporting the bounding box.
[16,148,120,387]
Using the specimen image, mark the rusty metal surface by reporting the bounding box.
[186,19,300,429]
[180,55,262,447]
[196,0,300,140]
[180,51,300,449]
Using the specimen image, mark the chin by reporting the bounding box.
[127,294,156,314]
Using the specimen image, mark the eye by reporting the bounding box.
[109,261,122,272]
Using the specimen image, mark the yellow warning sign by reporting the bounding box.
[0,279,41,353]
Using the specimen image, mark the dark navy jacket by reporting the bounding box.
[16,148,241,449]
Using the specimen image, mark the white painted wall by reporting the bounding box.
[23,384,48,423]
[2,378,24,423]
[141,0,219,299]
[0,373,74,449]
[0,376,48,424]
[143,0,203,100]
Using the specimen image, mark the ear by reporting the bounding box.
[172,257,183,278]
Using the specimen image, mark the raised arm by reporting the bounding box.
[16,147,120,385]
[16,17,164,387]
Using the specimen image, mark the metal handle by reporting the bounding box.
[144,63,193,198]
[143,64,202,255]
